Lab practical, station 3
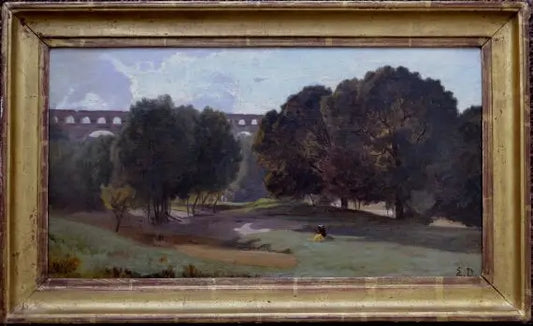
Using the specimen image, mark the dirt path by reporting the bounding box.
[174,244,297,268]
[57,211,298,268]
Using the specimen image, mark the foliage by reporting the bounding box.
[319,147,383,207]
[347,66,459,219]
[116,96,241,221]
[430,106,482,226]
[48,254,81,277]
[100,184,136,232]
[49,139,80,209]
[253,66,481,225]
[73,136,115,209]
[49,136,114,210]
[254,85,332,198]
[189,108,242,213]
[320,78,382,207]
[116,96,196,223]
[230,133,268,202]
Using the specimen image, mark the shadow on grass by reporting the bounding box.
[231,203,480,254]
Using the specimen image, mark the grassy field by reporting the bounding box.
[49,199,481,278]
[49,217,274,277]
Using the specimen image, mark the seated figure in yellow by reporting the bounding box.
[312,233,325,242]
[312,224,327,242]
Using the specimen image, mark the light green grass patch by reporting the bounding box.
[49,215,279,277]
[238,229,481,277]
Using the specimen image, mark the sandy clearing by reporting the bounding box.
[174,244,298,268]
[234,222,271,236]
[429,217,468,228]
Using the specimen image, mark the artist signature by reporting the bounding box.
[456,267,475,276]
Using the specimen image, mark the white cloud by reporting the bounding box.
[55,87,75,109]
[67,92,110,110]
[97,48,481,113]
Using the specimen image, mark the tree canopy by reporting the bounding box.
[341,66,459,219]
[253,85,332,199]
[115,96,241,223]
[49,135,114,210]
[254,66,481,225]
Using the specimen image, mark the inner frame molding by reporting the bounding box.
[0,1,530,323]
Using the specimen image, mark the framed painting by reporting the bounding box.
[0,0,530,323]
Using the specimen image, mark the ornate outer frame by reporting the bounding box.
[0,1,530,323]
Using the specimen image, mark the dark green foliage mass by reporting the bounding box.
[253,85,332,199]
[254,66,481,226]
[49,65,482,227]
[191,108,242,196]
[230,133,268,202]
[50,95,241,223]
[350,66,459,219]
[115,96,241,223]
[49,136,114,210]
[430,106,482,226]
[115,95,189,223]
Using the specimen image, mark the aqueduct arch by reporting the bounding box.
[50,109,263,140]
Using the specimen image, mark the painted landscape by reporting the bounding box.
[48,48,482,278]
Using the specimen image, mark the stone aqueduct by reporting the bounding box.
[50,109,263,140]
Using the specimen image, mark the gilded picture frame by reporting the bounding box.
[0,0,530,322]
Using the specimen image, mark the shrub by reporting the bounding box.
[182,264,203,277]
[145,265,175,278]
[48,254,81,277]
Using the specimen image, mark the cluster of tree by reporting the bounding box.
[254,66,481,226]
[49,129,114,211]
[115,95,241,224]
[229,132,268,202]
[49,95,242,227]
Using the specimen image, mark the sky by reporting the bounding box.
[50,48,481,114]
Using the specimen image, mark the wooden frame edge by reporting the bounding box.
[0,2,12,323]
[43,37,489,48]
[2,0,529,11]
[0,1,530,323]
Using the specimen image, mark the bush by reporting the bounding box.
[181,264,203,277]
[49,254,81,277]
[146,265,176,278]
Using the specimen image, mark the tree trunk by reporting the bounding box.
[201,192,209,206]
[152,198,169,224]
[186,198,190,217]
[152,198,158,224]
[395,192,405,219]
[391,139,405,220]
[340,197,348,209]
[212,195,219,213]
[114,213,122,233]
[192,193,200,216]
[163,199,170,218]
[161,199,169,223]
[145,200,153,224]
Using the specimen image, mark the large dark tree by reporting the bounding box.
[431,105,482,226]
[49,139,80,209]
[190,107,242,213]
[172,105,201,201]
[353,66,459,219]
[116,95,194,224]
[320,78,383,208]
[73,135,115,210]
[253,85,332,199]
[49,136,114,210]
